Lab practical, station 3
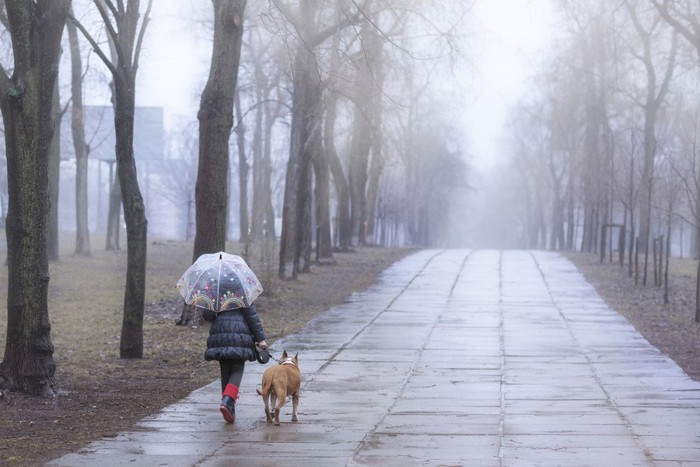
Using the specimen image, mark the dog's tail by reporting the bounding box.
[256,379,272,397]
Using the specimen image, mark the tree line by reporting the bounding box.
[0,1,470,395]
[481,1,700,318]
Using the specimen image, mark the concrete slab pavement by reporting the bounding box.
[49,250,700,466]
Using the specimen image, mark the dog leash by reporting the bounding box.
[257,347,283,364]
[257,346,296,366]
[268,352,283,364]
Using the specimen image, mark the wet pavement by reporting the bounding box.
[49,250,700,466]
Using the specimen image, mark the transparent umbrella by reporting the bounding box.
[176,252,263,312]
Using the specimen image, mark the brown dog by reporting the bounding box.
[256,351,300,425]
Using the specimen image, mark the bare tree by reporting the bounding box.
[67,8,91,256]
[176,0,248,327]
[192,0,247,260]
[0,0,71,395]
[71,0,153,358]
[624,1,678,285]
[277,0,360,278]
[48,81,62,261]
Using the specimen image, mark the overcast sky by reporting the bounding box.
[464,0,555,170]
[131,0,556,169]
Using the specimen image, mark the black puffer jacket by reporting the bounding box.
[202,304,266,361]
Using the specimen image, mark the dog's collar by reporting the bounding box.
[281,359,296,366]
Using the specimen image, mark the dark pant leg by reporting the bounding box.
[219,360,245,393]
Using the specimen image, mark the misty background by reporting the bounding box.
[2,0,698,258]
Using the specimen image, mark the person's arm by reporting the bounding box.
[241,304,266,344]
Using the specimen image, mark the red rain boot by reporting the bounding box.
[220,384,239,423]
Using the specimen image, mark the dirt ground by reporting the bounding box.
[0,241,411,466]
[1,246,699,466]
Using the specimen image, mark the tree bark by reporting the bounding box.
[71,0,153,358]
[0,0,71,395]
[263,102,277,241]
[364,30,384,243]
[312,108,332,259]
[249,89,264,244]
[105,162,121,251]
[234,93,249,243]
[348,67,372,246]
[324,59,351,250]
[193,0,247,261]
[280,41,316,278]
[48,81,61,261]
[67,12,91,256]
[114,69,148,359]
[278,0,359,278]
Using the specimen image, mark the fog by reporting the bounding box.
[2,0,698,257]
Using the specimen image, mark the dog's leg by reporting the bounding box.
[259,387,272,423]
[263,393,273,423]
[291,391,299,422]
[270,392,278,424]
[274,389,287,426]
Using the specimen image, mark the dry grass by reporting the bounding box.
[0,236,412,466]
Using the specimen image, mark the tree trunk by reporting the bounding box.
[312,114,332,259]
[70,0,153,356]
[364,33,384,242]
[48,81,61,261]
[263,103,277,241]
[696,258,700,322]
[114,69,148,359]
[234,94,249,244]
[193,0,247,261]
[278,0,359,277]
[566,178,575,250]
[638,110,656,286]
[324,92,351,250]
[280,42,316,278]
[0,0,71,395]
[249,89,264,244]
[178,0,246,327]
[105,161,121,250]
[67,13,91,256]
[365,124,383,244]
[348,70,372,246]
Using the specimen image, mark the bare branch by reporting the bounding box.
[655,31,678,108]
[651,0,700,56]
[132,0,153,73]
[93,0,127,71]
[68,12,117,75]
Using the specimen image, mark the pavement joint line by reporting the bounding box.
[530,250,656,466]
[497,249,506,467]
[302,249,444,388]
[348,249,474,464]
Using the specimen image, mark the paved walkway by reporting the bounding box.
[49,250,700,466]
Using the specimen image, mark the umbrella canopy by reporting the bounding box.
[176,252,263,312]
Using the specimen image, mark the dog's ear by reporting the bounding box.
[282,350,288,359]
